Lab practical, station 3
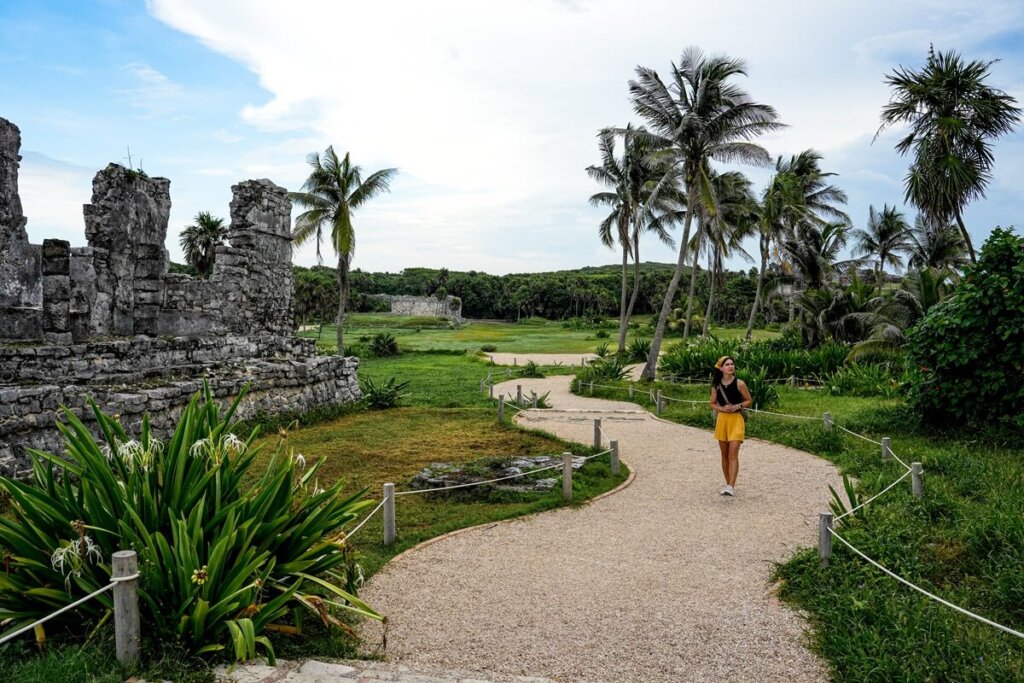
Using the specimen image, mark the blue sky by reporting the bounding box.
[4,0,1024,275]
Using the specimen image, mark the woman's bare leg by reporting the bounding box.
[727,441,741,486]
[719,440,729,482]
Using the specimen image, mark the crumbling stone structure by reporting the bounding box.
[0,117,360,478]
[371,294,464,324]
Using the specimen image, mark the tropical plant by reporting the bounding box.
[360,376,411,409]
[825,364,901,398]
[901,215,969,272]
[878,46,1022,263]
[593,342,611,358]
[852,205,912,286]
[625,336,652,363]
[368,332,399,357]
[629,46,783,379]
[736,367,779,409]
[508,390,552,409]
[828,473,863,522]
[179,211,228,279]
[579,356,632,382]
[291,147,398,355]
[0,386,379,661]
[517,361,545,379]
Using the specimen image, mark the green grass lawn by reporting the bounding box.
[581,378,1024,680]
[301,316,780,354]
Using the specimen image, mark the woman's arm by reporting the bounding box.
[737,380,753,409]
[710,387,727,413]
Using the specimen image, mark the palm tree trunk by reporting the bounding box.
[953,210,977,263]
[745,234,768,340]
[682,239,701,339]
[623,231,643,341]
[642,183,696,381]
[335,256,348,356]
[617,243,629,353]
[702,248,717,337]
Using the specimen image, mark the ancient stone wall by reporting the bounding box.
[0,117,362,478]
[374,294,464,323]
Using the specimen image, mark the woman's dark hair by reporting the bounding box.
[711,356,735,388]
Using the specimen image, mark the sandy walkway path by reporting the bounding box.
[360,365,842,682]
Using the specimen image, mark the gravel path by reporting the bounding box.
[360,367,842,682]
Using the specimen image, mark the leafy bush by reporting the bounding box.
[0,386,379,662]
[626,336,652,363]
[561,315,610,330]
[907,228,1024,428]
[369,332,399,357]
[658,337,848,381]
[825,364,900,398]
[737,367,779,410]
[578,356,631,382]
[480,344,497,353]
[506,390,552,409]
[593,329,610,339]
[593,342,611,358]
[360,376,411,409]
[517,361,545,378]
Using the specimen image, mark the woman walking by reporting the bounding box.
[710,356,752,496]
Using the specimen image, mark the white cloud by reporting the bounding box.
[114,62,185,117]
[18,152,93,245]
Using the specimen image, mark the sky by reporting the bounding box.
[3,0,1024,275]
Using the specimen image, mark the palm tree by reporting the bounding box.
[179,211,228,278]
[878,46,1021,263]
[744,151,848,338]
[587,126,679,353]
[629,47,782,379]
[901,215,968,271]
[851,205,912,286]
[291,147,398,355]
[782,221,852,291]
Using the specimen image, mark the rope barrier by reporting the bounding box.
[746,407,822,421]
[834,469,913,521]
[0,573,141,646]
[344,498,389,540]
[836,425,883,447]
[581,448,614,461]
[828,528,1024,639]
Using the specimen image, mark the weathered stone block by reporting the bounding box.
[43,301,69,331]
[41,239,71,275]
[43,275,70,301]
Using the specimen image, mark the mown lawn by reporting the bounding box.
[582,378,1024,680]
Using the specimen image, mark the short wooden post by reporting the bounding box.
[112,550,140,664]
[383,483,396,545]
[581,356,586,366]
[656,390,664,416]
[629,382,634,399]
[789,376,796,387]
[531,395,538,409]
[562,452,573,502]
[479,378,485,393]
[818,513,833,567]
[911,462,924,498]
[488,382,494,399]
[497,396,505,422]
[513,357,517,366]
[506,368,512,378]
[822,412,833,431]
[593,418,602,448]
[589,381,594,395]
[610,440,620,476]
[881,437,892,462]
[516,384,522,405]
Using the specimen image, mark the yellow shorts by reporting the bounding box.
[715,412,745,442]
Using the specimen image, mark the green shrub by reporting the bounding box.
[360,376,411,409]
[369,332,399,357]
[579,356,631,382]
[658,337,847,380]
[626,336,652,363]
[594,329,610,339]
[826,364,900,398]
[0,386,379,662]
[517,361,544,378]
[593,342,611,358]
[480,344,497,353]
[906,228,1024,428]
[737,367,779,410]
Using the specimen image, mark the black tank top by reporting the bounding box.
[716,380,743,406]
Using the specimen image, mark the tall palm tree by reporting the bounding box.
[587,126,679,352]
[900,215,968,271]
[291,147,398,355]
[745,150,848,338]
[179,211,228,278]
[878,46,1021,263]
[851,204,912,286]
[782,221,851,291]
[629,47,782,379]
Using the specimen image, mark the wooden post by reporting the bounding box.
[531,395,538,409]
[112,550,139,664]
[489,382,494,399]
[589,381,594,395]
[656,390,664,416]
[513,357,517,366]
[911,462,924,498]
[789,376,796,387]
[497,396,505,422]
[629,382,634,399]
[610,440,619,476]
[823,412,833,431]
[562,452,573,502]
[818,513,833,567]
[516,384,522,405]
[479,378,484,393]
[506,368,512,378]
[593,418,601,449]
[383,483,396,545]
[881,437,892,462]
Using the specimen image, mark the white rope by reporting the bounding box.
[885,448,912,471]
[581,448,613,461]
[344,498,388,540]
[836,425,883,447]
[662,395,704,405]
[395,461,565,496]
[834,469,913,521]
[828,528,1024,639]
[746,407,821,421]
[0,573,141,646]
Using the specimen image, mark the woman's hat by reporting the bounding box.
[714,356,730,370]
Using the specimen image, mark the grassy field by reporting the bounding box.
[580,378,1024,680]
[301,315,780,354]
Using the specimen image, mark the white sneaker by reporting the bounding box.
[723,485,735,497]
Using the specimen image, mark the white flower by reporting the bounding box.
[99,442,114,462]
[189,438,211,459]
[293,453,306,470]
[222,433,247,455]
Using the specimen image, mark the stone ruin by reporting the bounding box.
[0,117,360,478]
[370,294,464,324]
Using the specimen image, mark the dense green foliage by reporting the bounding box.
[658,336,849,381]
[359,376,411,409]
[906,228,1024,428]
[368,332,399,357]
[0,387,378,662]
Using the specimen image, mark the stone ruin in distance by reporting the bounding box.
[0,117,360,478]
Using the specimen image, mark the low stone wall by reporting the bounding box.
[373,294,463,323]
[0,339,360,479]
